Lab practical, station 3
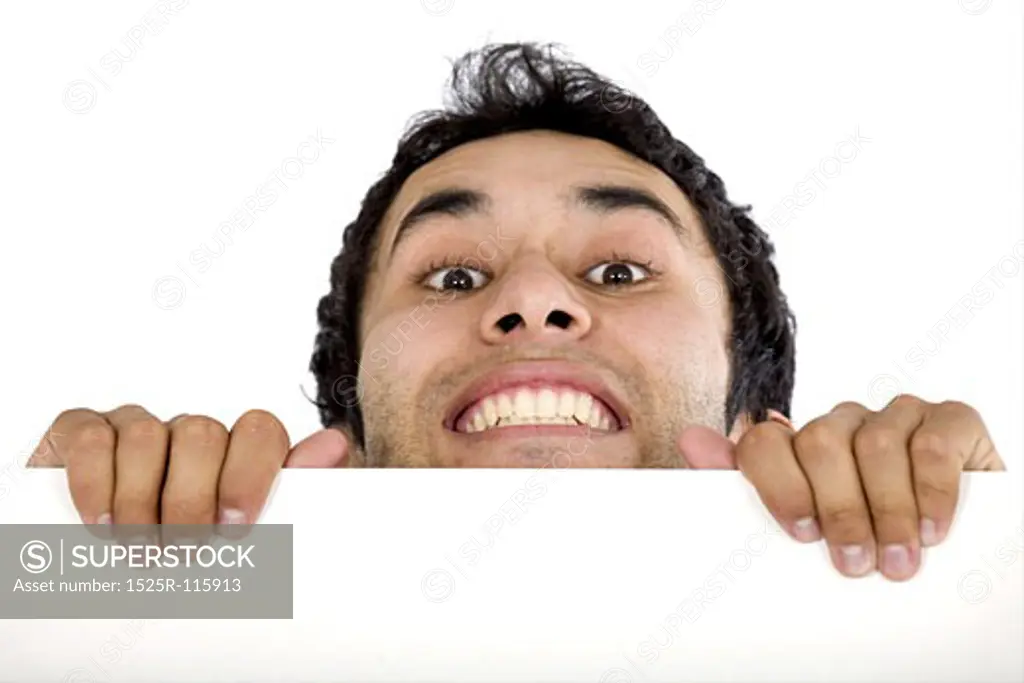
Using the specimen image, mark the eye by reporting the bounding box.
[422,264,491,292]
[583,261,653,287]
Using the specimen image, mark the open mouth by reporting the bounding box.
[446,382,628,435]
[452,386,622,434]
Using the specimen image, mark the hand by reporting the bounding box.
[678,395,1004,581]
[27,405,350,525]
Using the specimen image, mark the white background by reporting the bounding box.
[0,0,1020,461]
[0,1,1021,681]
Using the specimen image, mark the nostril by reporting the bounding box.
[546,310,572,329]
[497,313,522,334]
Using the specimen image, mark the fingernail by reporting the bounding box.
[84,512,114,541]
[882,544,916,578]
[125,533,149,548]
[920,518,942,546]
[836,544,873,576]
[792,517,821,542]
[119,533,159,567]
[218,508,247,525]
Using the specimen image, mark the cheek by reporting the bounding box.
[360,297,471,385]
[605,292,731,382]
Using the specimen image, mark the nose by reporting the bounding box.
[479,256,593,344]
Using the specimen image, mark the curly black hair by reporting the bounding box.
[309,42,796,450]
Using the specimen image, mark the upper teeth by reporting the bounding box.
[458,387,617,433]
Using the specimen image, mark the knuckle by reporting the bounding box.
[761,492,812,522]
[54,408,95,424]
[116,488,158,510]
[120,416,167,443]
[868,497,917,521]
[939,399,980,422]
[794,419,839,454]
[908,431,952,466]
[114,490,160,516]
[737,422,781,452]
[853,424,902,456]
[819,506,871,539]
[71,421,115,453]
[162,492,215,520]
[173,415,227,443]
[887,394,922,411]
[913,473,954,505]
[831,400,866,414]
[233,409,284,437]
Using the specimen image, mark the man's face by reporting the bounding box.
[354,130,737,467]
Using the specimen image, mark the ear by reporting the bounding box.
[725,409,794,444]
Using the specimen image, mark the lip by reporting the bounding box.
[443,360,631,433]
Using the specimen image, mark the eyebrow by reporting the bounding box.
[386,183,686,260]
[388,189,490,259]
[574,185,686,236]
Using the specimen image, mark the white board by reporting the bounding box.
[0,469,1021,682]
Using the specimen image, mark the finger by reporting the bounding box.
[217,410,290,526]
[735,421,821,542]
[284,428,350,468]
[927,400,1002,471]
[855,395,927,581]
[793,401,875,578]
[677,425,736,470]
[43,409,116,524]
[161,415,229,525]
[27,422,70,466]
[910,400,1000,548]
[105,405,169,525]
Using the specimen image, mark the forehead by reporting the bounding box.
[377,130,702,247]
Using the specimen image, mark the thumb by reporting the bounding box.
[284,428,350,468]
[678,425,738,470]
